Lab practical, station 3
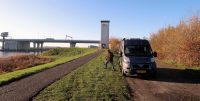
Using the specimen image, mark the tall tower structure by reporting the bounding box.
[101,20,110,48]
[1,32,8,51]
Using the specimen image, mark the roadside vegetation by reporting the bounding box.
[109,37,121,53]
[0,48,97,86]
[0,55,52,74]
[150,15,200,69]
[33,51,131,101]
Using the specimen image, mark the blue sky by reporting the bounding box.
[0,0,200,41]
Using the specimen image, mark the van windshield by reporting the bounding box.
[124,45,152,56]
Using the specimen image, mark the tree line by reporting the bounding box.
[150,16,200,67]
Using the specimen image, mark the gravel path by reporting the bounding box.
[126,63,200,101]
[0,50,101,101]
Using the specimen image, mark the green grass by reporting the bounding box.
[0,48,97,86]
[163,60,186,68]
[185,66,200,74]
[42,48,92,57]
[161,60,200,71]
[33,52,131,101]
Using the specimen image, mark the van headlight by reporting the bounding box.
[150,58,155,62]
[123,62,130,68]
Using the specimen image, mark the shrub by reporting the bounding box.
[0,55,52,73]
[109,37,121,53]
[150,15,200,67]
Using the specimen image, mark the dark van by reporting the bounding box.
[120,38,157,77]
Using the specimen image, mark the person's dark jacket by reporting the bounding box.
[106,50,114,62]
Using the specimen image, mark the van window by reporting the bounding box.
[125,45,152,56]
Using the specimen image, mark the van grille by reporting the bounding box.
[133,58,150,63]
[132,64,149,69]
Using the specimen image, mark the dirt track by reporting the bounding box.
[126,63,200,101]
[0,50,101,101]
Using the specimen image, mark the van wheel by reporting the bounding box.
[151,72,157,78]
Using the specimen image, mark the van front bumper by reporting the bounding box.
[123,63,157,76]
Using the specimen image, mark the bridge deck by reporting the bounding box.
[0,39,100,43]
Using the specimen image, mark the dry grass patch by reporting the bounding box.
[0,55,53,73]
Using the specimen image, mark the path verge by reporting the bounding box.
[0,50,101,101]
[0,48,96,86]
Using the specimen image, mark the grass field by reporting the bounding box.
[33,52,131,101]
[0,48,97,86]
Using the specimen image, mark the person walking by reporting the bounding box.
[104,49,115,70]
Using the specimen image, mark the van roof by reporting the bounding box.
[123,39,150,46]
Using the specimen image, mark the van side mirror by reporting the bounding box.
[153,52,157,57]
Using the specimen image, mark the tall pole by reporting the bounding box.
[1,32,8,51]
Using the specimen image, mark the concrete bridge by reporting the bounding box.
[0,20,110,51]
[0,39,100,51]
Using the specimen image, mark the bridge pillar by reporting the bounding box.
[22,42,30,51]
[33,42,36,49]
[41,42,43,51]
[37,42,40,50]
[2,37,5,51]
[70,42,76,48]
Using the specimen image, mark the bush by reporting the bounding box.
[0,55,52,73]
[109,37,121,53]
[150,15,200,67]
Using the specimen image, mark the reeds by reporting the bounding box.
[0,55,52,73]
[150,15,200,67]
